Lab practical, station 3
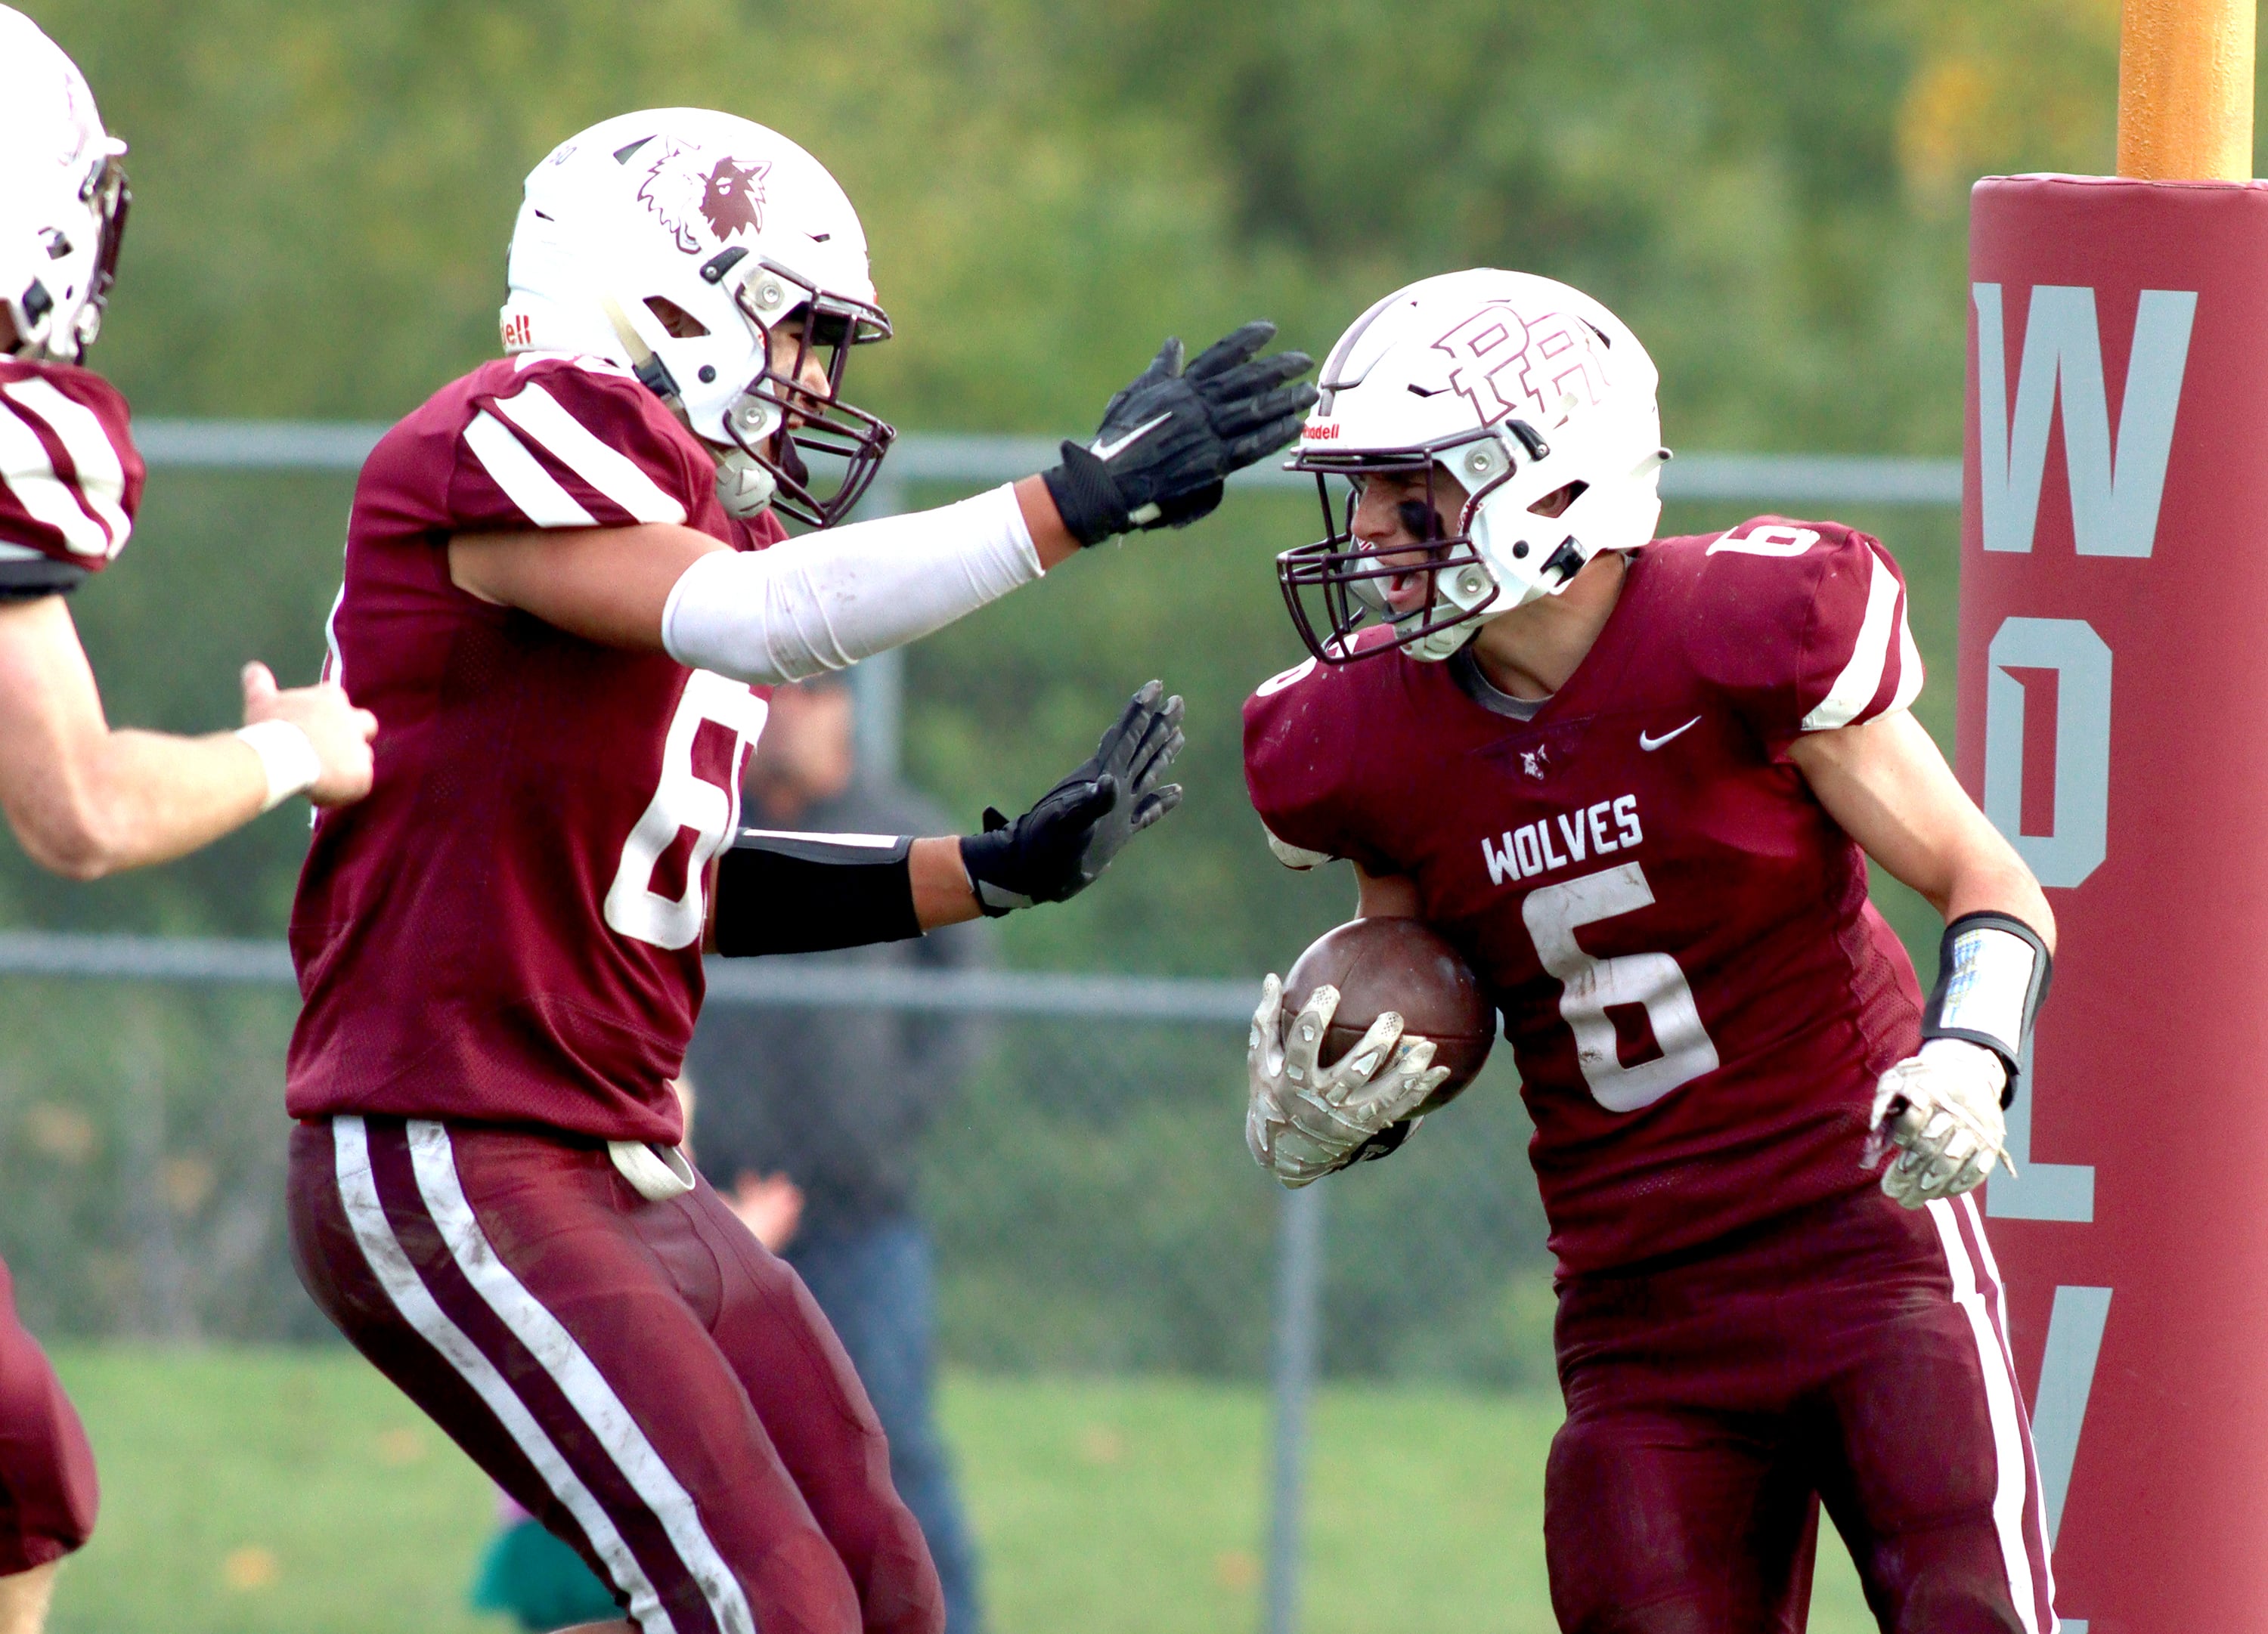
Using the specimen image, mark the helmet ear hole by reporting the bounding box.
[1529,480,1587,518]
[644,296,709,339]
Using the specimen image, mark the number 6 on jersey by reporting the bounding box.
[605,671,769,949]
[1523,861,1719,1112]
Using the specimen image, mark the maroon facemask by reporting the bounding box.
[82,154,130,322]
[1275,439,1504,665]
[723,264,897,529]
[17,150,129,364]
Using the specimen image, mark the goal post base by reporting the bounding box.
[1964,172,2268,1630]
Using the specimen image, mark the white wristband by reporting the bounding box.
[235,720,323,812]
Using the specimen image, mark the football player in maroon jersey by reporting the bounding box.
[1244,271,2060,1631]
[0,14,378,1631]
[280,108,1311,1634]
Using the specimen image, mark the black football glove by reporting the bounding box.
[1042,321,1318,546]
[959,680,1186,914]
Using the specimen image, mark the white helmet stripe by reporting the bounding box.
[1315,288,1403,407]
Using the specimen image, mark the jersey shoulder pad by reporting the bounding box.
[0,359,141,590]
[1242,652,1396,871]
[440,354,713,536]
[1660,516,1922,748]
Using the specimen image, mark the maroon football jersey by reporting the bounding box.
[287,354,782,1144]
[1245,518,1928,1274]
[0,358,141,593]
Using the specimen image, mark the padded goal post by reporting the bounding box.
[1963,10,2263,1621]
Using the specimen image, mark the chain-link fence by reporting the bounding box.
[0,935,1541,1632]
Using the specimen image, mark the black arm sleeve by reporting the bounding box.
[711,828,924,957]
[0,556,89,601]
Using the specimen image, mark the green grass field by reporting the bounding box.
[46,1348,1877,1632]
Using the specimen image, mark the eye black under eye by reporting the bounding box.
[1396,498,1441,541]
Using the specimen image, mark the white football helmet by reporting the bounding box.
[1276,269,1667,663]
[0,7,130,364]
[500,108,894,526]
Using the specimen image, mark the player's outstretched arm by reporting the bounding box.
[708,682,1185,956]
[447,323,1314,685]
[1790,708,2055,1208]
[0,596,376,880]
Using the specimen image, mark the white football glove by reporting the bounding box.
[1245,973,1450,1188]
[1868,1038,2016,1209]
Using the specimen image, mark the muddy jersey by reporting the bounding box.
[286,353,782,1144]
[0,358,140,597]
[1244,519,1929,1274]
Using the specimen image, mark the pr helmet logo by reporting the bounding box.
[1432,303,1607,430]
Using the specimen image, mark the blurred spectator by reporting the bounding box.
[468,1487,615,1632]
[690,673,993,1634]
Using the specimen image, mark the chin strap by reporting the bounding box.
[599,292,659,377]
[600,292,687,402]
[714,448,777,518]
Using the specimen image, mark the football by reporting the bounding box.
[1281,917,1496,1114]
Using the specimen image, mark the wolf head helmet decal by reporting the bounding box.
[635,143,770,253]
[698,156,767,242]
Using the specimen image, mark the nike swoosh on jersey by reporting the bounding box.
[1090,412,1174,463]
[1639,716,1703,751]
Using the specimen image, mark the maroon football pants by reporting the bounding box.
[1545,1189,2056,1634]
[287,1116,940,1634]
[0,1256,98,1576]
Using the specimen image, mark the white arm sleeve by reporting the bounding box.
[660,483,1043,683]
